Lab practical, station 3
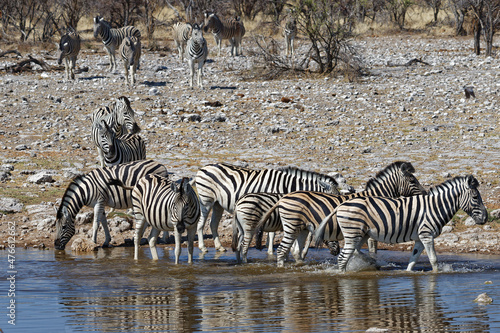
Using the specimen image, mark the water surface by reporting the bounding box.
[1,247,499,332]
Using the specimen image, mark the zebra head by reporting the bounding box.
[57,40,70,65]
[459,175,488,225]
[96,119,116,155]
[191,23,205,43]
[329,172,355,194]
[115,96,141,135]
[54,206,75,250]
[170,178,200,234]
[93,16,108,38]
[203,11,216,33]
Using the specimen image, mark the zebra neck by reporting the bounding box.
[61,179,91,220]
[427,192,460,225]
[362,182,399,197]
[100,26,112,45]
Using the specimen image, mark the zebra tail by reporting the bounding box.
[107,178,134,190]
[313,211,335,248]
[254,200,280,250]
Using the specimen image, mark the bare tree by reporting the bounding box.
[385,0,414,29]
[470,0,500,56]
[232,0,265,20]
[449,0,469,36]
[423,0,442,23]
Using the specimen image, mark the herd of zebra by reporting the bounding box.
[53,94,489,271]
[56,12,296,87]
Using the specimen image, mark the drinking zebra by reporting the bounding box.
[172,22,192,61]
[203,11,245,56]
[93,16,141,72]
[54,160,168,250]
[283,17,296,57]
[119,36,141,86]
[94,119,146,167]
[232,173,354,263]
[110,176,200,264]
[195,162,343,253]
[57,27,81,80]
[335,175,488,272]
[256,161,426,267]
[91,96,141,167]
[186,23,208,89]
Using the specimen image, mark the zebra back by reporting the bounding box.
[58,28,81,64]
[54,160,168,250]
[173,22,193,46]
[93,16,141,48]
[203,11,245,41]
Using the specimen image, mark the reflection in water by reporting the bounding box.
[6,248,500,332]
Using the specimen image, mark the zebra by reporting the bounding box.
[94,119,146,167]
[256,161,427,267]
[54,159,168,250]
[283,17,296,57]
[93,16,141,72]
[119,36,141,86]
[203,11,245,56]
[57,27,81,80]
[195,162,343,253]
[232,173,354,263]
[335,175,488,272]
[110,176,200,264]
[91,96,141,167]
[186,23,208,89]
[172,22,192,61]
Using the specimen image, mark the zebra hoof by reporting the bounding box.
[200,247,209,253]
[216,246,227,252]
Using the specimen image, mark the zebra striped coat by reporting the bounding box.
[91,96,141,167]
[257,161,426,267]
[232,173,354,263]
[173,22,192,61]
[95,119,146,167]
[203,12,245,56]
[336,175,488,272]
[120,175,200,264]
[195,162,341,253]
[119,36,141,86]
[93,16,141,72]
[186,23,208,89]
[54,160,168,250]
[57,27,81,80]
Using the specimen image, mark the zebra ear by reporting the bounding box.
[466,175,479,189]
[171,181,181,193]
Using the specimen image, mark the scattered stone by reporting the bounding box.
[27,172,54,184]
[70,238,97,252]
[0,198,23,213]
[474,293,492,304]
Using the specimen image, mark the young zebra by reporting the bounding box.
[57,27,81,80]
[232,173,354,263]
[95,119,146,167]
[336,175,488,272]
[119,36,141,86]
[283,17,296,57]
[195,163,342,253]
[111,175,200,264]
[54,160,168,250]
[93,16,141,72]
[172,22,193,61]
[256,161,427,267]
[186,23,208,89]
[91,96,141,167]
[203,11,245,56]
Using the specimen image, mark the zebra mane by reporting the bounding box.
[56,174,86,219]
[276,166,339,185]
[366,161,414,188]
[427,175,477,195]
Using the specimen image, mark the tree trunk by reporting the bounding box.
[473,19,481,55]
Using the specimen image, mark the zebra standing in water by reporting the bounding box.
[335,175,488,272]
[232,173,354,263]
[195,163,342,253]
[283,17,296,57]
[110,176,200,264]
[93,16,141,72]
[91,96,141,167]
[95,119,146,167]
[119,36,141,86]
[54,160,168,250]
[203,11,245,56]
[186,23,208,89]
[256,161,426,267]
[172,22,192,61]
[57,27,81,80]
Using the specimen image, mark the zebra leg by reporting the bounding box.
[187,226,196,264]
[267,232,275,255]
[338,235,363,272]
[64,57,70,81]
[70,56,76,80]
[92,202,109,245]
[276,232,298,267]
[131,64,136,86]
[368,239,378,253]
[407,240,425,271]
[210,203,226,252]
[197,63,203,89]
[174,228,182,264]
[197,201,213,252]
[421,235,438,272]
[134,216,147,260]
[189,60,195,88]
[124,62,130,85]
[148,227,161,260]
[291,230,309,263]
[241,225,255,264]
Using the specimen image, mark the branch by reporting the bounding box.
[1,55,51,73]
[0,50,22,58]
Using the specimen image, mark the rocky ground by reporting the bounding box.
[0,32,499,256]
